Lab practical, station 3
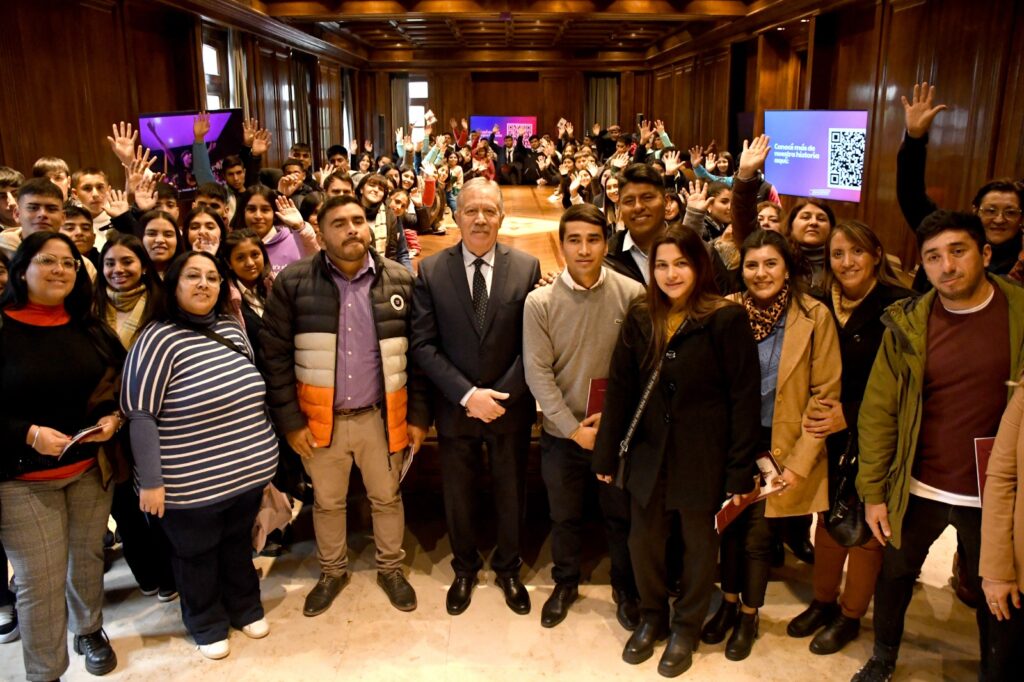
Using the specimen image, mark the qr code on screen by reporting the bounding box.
[827,128,866,190]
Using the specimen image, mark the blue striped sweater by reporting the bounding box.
[121,317,279,509]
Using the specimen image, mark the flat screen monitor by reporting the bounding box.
[138,108,244,195]
[764,110,868,203]
[469,116,538,142]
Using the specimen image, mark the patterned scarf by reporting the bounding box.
[743,281,790,342]
[105,285,148,349]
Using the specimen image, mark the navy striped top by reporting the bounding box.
[121,317,279,509]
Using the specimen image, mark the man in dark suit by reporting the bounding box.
[488,126,522,186]
[410,177,543,616]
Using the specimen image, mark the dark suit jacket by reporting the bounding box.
[411,242,542,436]
[592,303,761,511]
[605,228,739,294]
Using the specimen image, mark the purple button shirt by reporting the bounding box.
[327,254,382,410]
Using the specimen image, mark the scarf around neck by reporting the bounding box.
[105,285,148,348]
[743,281,790,342]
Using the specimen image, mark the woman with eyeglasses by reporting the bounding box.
[0,232,126,680]
[121,251,279,660]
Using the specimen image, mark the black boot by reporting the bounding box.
[787,599,838,637]
[622,619,668,665]
[657,632,695,677]
[810,614,860,655]
[73,628,117,675]
[724,610,758,661]
[700,599,739,645]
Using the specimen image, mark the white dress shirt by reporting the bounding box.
[622,231,649,284]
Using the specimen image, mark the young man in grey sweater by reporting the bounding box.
[524,203,646,630]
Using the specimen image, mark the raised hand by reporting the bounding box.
[662,150,682,176]
[654,119,666,135]
[558,158,571,175]
[315,163,332,187]
[565,122,574,137]
[349,139,359,154]
[569,172,582,195]
[609,152,630,170]
[591,122,602,136]
[193,111,211,142]
[537,154,551,171]
[705,151,717,170]
[902,81,947,139]
[276,172,302,197]
[638,120,653,145]
[275,195,303,229]
[134,176,158,211]
[105,189,131,218]
[125,146,156,193]
[107,121,139,167]
[251,128,271,156]
[737,134,771,180]
[683,179,709,212]
[364,139,373,152]
[395,127,404,141]
[688,145,705,168]
[448,117,457,130]
[461,117,468,129]
[242,118,258,147]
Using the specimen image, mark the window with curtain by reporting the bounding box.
[586,74,621,130]
[201,26,230,111]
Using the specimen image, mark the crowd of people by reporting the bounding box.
[0,81,1022,682]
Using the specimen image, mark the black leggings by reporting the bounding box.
[719,499,773,608]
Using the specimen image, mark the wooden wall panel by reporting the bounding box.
[989,2,1024,180]
[540,72,584,138]
[316,61,344,156]
[471,73,542,118]
[125,1,201,116]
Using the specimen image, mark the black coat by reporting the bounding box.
[592,303,761,511]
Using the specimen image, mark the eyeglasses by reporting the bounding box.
[978,207,1023,220]
[181,271,222,286]
[32,254,80,271]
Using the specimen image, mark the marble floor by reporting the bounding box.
[0,480,979,682]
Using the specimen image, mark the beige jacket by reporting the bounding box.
[980,379,1024,590]
[728,292,842,517]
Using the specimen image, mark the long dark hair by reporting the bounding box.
[94,233,162,334]
[218,229,273,301]
[182,206,228,250]
[231,184,279,231]
[155,252,231,323]
[786,199,836,238]
[642,227,731,370]
[739,229,809,313]
[139,209,186,264]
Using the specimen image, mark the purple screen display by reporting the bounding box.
[137,109,243,195]
[764,110,868,203]
[469,116,538,141]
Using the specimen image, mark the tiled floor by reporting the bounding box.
[1,483,979,682]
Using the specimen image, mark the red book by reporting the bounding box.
[586,378,608,417]
[975,436,996,502]
[715,451,786,534]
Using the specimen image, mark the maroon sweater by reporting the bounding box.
[914,286,1010,496]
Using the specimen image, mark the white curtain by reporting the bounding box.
[586,75,620,129]
[390,74,409,153]
[342,70,355,151]
[228,29,249,117]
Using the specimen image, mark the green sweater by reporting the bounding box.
[856,275,1024,549]
[523,268,645,439]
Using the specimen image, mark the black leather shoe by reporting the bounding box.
[496,576,531,615]
[377,570,417,612]
[811,614,860,655]
[700,599,739,645]
[446,576,477,615]
[540,583,578,628]
[658,632,695,678]
[303,572,350,617]
[850,656,895,681]
[724,611,758,661]
[613,589,641,631]
[787,538,816,564]
[73,628,117,676]
[622,620,668,664]
[787,600,838,637]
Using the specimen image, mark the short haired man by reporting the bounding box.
[524,203,644,629]
[487,128,521,185]
[0,178,65,258]
[31,157,71,199]
[194,182,231,223]
[260,194,428,618]
[70,168,112,247]
[326,145,350,174]
[0,166,24,228]
[61,204,99,269]
[222,155,247,194]
[853,210,1024,681]
[411,178,542,616]
[289,142,312,172]
[324,172,355,198]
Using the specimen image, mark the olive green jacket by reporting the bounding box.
[856,276,1024,549]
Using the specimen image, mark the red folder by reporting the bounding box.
[586,378,608,417]
[715,451,786,534]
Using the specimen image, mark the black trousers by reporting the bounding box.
[110,481,176,592]
[719,499,773,608]
[540,432,636,594]
[439,428,531,578]
[629,476,718,645]
[872,494,1017,680]
[158,487,263,645]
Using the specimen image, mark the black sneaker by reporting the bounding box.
[377,570,417,612]
[851,656,895,682]
[73,628,117,675]
[303,573,350,617]
[0,605,18,644]
[157,588,179,603]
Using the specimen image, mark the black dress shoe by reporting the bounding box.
[700,599,739,644]
[622,620,668,664]
[303,573,350,617]
[496,576,531,615]
[810,614,860,655]
[446,576,477,615]
[850,656,895,681]
[613,589,640,631]
[787,599,838,638]
[658,632,695,678]
[724,611,758,661]
[73,628,117,676]
[786,538,816,564]
[377,570,417,612]
[540,583,578,628]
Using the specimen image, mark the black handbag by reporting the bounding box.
[824,432,873,547]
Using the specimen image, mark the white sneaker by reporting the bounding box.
[240,618,269,639]
[0,605,18,644]
[198,639,230,659]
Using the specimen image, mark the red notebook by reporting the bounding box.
[975,436,996,503]
[715,451,786,534]
[586,378,608,417]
